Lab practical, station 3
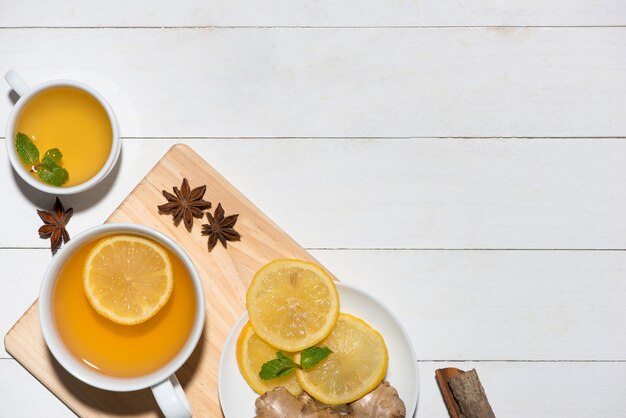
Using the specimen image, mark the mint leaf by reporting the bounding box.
[259,352,298,380]
[300,346,333,369]
[43,148,63,164]
[38,163,69,186]
[36,148,69,186]
[15,132,39,165]
[40,155,58,171]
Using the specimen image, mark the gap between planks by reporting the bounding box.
[6,136,626,141]
[3,25,626,29]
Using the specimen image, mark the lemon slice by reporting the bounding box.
[83,235,174,325]
[236,322,302,396]
[295,313,388,404]
[246,259,340,352]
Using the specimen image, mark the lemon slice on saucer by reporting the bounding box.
[246,259,340,352]
[295,313,388,404]
[236,322,302,396]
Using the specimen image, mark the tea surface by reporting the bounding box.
[52,236,197,378]
[16,86,112,187]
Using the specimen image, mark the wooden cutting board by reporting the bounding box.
[4,144,325,417]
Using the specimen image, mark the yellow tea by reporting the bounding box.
[52,235,197,378]
[16,86,112,187]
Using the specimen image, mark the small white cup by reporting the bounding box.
[39,223,205,418]
[4,70,121,194]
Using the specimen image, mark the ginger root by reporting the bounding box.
[254,386,337,418]
[350,381,406,418]
[255,381,406,418]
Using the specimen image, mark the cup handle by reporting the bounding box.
[5,70,30,97]
[151,374,192,418]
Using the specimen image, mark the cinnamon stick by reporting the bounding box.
[435,368,464,418]
[435,368,495,418]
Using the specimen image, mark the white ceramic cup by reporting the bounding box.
[4,70,121,194]
[39,223,205,418]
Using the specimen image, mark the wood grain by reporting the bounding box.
[5,246,626,361]
[5,138,626,251]
[422,362,626,417]
[2,0,625,27]
[318,248,626,361]
[2,2,626,416]
[4,359,626,418]
[4,144,328,417]
[3,29,626,138]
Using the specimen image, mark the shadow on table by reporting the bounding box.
[10,146,123,213]
[46,325,207,416]
[9,90,19,105]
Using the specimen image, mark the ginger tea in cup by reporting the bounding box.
[15,86,113,187]
[40,224,203,417]
[51,233,197,377]
[5,70,120,195]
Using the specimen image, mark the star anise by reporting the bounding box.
[158,178,212,231]
[37,197,73,253]
[201,203,241,251]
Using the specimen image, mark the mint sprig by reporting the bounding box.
[14,133,69,186]
[259,346,333,380]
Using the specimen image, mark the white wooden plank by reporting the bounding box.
[0,360,73,418]
[416,361,626,417]
[313,249,626,360]
[0,250,50,358]
[2,28,626,138]
[3,138,626,249]
[2,1,626,27]
[4,248,626,360]
[2,359,625,417]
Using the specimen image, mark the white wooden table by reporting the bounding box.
[2,1,626,416]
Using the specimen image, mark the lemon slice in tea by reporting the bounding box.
[83,235,174,325]
[246,259,339,352]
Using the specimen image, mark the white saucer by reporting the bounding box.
[217,281,419,417]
